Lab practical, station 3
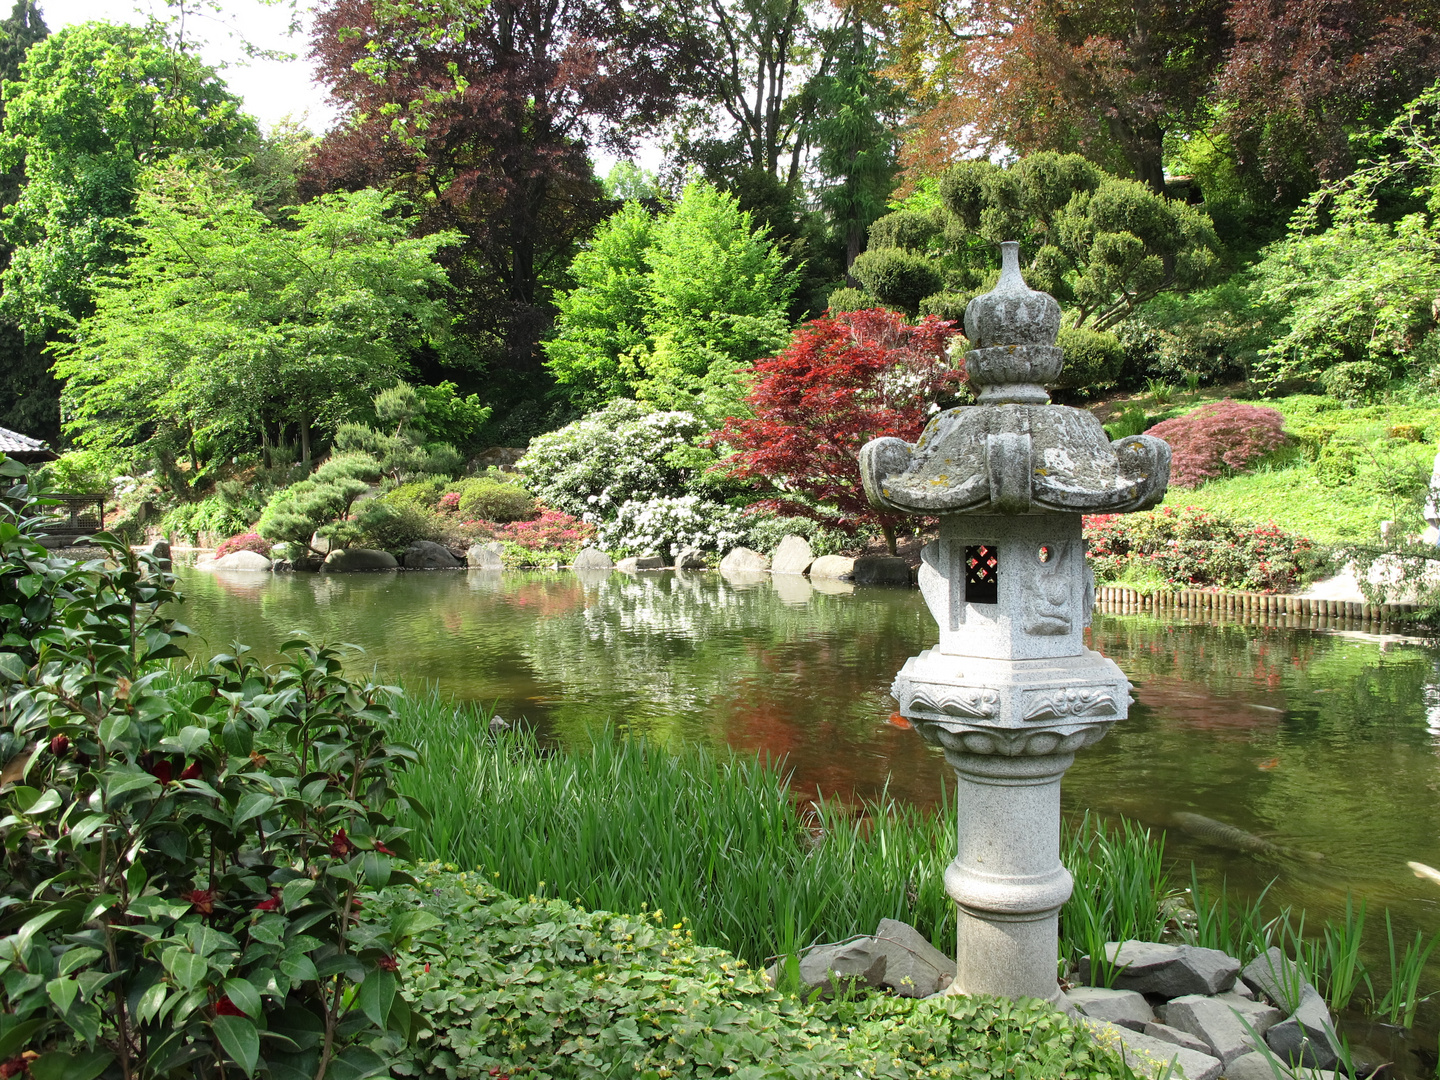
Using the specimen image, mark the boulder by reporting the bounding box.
[770,535,814,575]
[871,918,954,999]
[633,554,665,570]
[1242,947,1313,1011]
[322,548,398,572]
[1214,994,1284,1030]
[404,540,461,569]
[797,939,887,997]
[852,555,911,587]
[719,547,769,573]
[1065,987,1154,1031]
[1164,994,1267,1066]
[1142,1023,1213,1056]
[309,532,331,555]
[1264,986,1340,1070]
[616,556,640,573]
[1225,1052,1296,1080]
[466,542,505,571]
[138,539,172,571]
[272,559,294,572]
[1082,1018,1222,1080]
[214,550,273,571]
[572,547,615,571]
[1082,941,1240,998]
[808,554,855,580]
[674,546,707,570]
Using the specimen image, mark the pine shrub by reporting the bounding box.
[1146,400,1287,487]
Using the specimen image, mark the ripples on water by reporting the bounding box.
[176,563,1440,1053]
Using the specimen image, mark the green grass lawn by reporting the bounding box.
[1105,391,1440,545]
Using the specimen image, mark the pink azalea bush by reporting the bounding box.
[1146,401,1287,487]
[1084,506,1320,593]
[438,491,461,512]
[461,508,597,562]
[214,531,272,559]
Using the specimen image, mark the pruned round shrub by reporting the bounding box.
[826,286,869,313]
[849,248,944,315]
[918,290,973,324]
[1054,327,1125,393]
[1085,506,1321,592]
[355,498,446,551]
[1320,360,1391,404]
[867,208,943,252]
[454,476,538,522]
[1145,400,1287,487]
[215,530,271,559]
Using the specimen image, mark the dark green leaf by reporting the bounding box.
[356,968,394,1028]
[28,1051,114,1080]
[212,1015,260,1078]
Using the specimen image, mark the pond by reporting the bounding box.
[175,563,1440,1060]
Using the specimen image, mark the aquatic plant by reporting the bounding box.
[1377,912,1438,1028]
[1181,868,1279,962]
[1061,814,1174,980]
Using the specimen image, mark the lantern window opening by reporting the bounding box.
[964,544,999,605]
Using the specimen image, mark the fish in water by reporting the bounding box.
[887,712,912,730]
[1256,757,1281,771]
[1409,860,1440,888]
[1246,703,1284,713]
[1171,811,1324,861]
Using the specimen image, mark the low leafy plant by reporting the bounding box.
[1146,401,1288,487]
[1103,404,1150,441]
[1084,506,1321,592]
[1054,327,1125,395]
[452,476,536,523]
[214,532,272,559]
[0,457,428,1079]
[1319,360,1392,405]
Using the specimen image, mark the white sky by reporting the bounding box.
[36,0,340,133]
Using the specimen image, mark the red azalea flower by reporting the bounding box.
[374,841,396,856]
[180,761,203,781]
[148,760,174,785]
[213,996,244,1017]
[329,829,354,857]
[254,892,281,912]
[48,734,69,757]
[376,955,398,972]
[184,889,217,915]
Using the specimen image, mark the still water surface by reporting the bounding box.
[176,564,1440,1039]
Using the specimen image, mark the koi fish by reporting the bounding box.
[1408,861,1440,888]
[1256,758,1281,771]
[887,712,912,730]
[1172,811,1324,861]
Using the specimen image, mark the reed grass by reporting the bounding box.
[1061,813,1174,979]
[1183,867,1278,961]
[1377,911,1438,1028]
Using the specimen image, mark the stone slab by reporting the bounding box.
[323,548,397,572]
[1065,986,1154,1031]
[404,540,461,568]
[872,918,953,998]
[808,554,855,580]
[214,550,272,571]
[1241,947,1314,1011]
[466,542,504,571]
[572,547,614,570]
[673,546,706,570]
[1164,994,1262,1066]
[1264,986,1340,1070]
[1083,1018,1222,1080]
[1083,941,1240,998]
[852,555,910,586]
[770,534,814,575]
[1141,1023,1212,1056]
[719,546,769,573]
[797,938,887,997]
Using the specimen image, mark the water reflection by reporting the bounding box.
[175,565,1440,1005]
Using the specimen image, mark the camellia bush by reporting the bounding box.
[0,457,429,1079]
[1145,401,1288,487]
[1084,505,1321,592]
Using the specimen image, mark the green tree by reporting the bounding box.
[0,21,253,337]
[545,182,797,418]
[52,163,460,493]
[333,381,470,482]
[855,151,1218,330]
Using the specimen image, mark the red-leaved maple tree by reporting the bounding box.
[716,308,961,552]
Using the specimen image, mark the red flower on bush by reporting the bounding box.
[185,889,218,915]
[485,509,596,553]
[48,734,69,757]
[1146,401,1287,488]
[373,840,397,856]
[180,761,203,781]
[254,892,281,912]
[215,532,272,559]
[213,996,244,1017]
[376,955,399,972]
[438,491,461,512]
[329,829,355,857]
[146,759,174,785]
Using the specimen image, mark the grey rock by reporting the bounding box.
[808,554,855,580]
[271,559,293,573]
[309,532,331,555]
[1164,994,1264,1066]
[1082,1018,1222,1080]
[634,554,665,570]
[1223,981,1256,1000]
[466,542,504,571]
[616,556,639,572]
[770,534,814,575]
[1264,987,1340,1070]
[214,550,273,571]
[1065,987,1154,1031]
[572,547,614,570]
[322,548,398,572]
[404,540,461,569]
[674,546,707,570]
[138,539,172,571]
[852,555,911,587]
[1242,948,1313,1012]
[719,546,770,573]
[489,715,511,734]
[871,918,953,998]
[1142,1023,1212,1056]
[1214,994,1284,1031]
[797,939,887,997]
[1083,941,1240,998]
[1224,1051,1296,1080]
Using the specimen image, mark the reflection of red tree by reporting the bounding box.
[507,579,585,620]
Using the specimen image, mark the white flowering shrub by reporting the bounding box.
[598,495,750,558]
[519,400,703,517]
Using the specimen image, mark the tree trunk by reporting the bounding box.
[882,519,897,556]
[300,415,311,470]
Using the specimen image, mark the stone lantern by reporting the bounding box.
[859,241,1171,1006]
